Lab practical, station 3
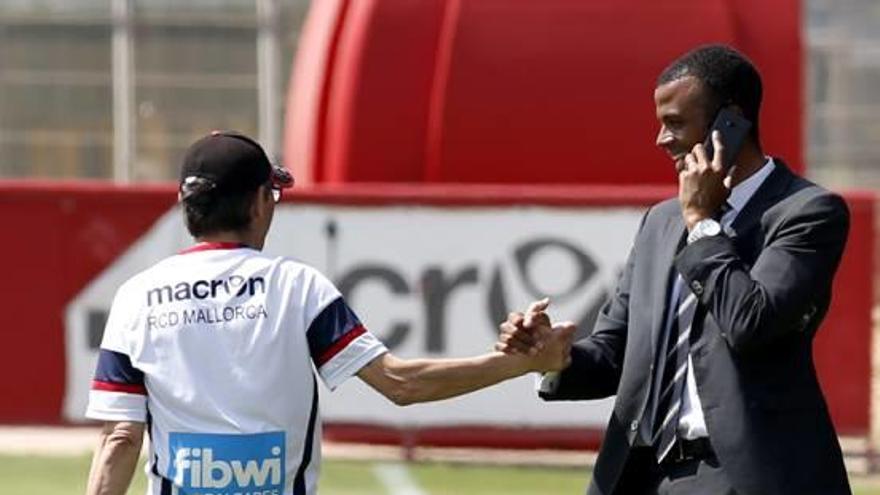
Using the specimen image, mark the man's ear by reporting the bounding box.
[249,187,267,220]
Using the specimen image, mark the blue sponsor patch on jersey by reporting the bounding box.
[167,431,286,494]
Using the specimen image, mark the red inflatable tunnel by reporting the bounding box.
[284,0,802,186]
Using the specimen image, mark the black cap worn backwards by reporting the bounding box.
[179,130,293,202]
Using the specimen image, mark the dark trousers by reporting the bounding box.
[613,447,737,495]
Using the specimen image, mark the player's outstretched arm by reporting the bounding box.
[357,317,575,406]
[86,421,144,495]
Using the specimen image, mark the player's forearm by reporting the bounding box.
[86,422,144,495]
[362,352,532,406]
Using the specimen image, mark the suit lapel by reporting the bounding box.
[728,158,794,237]
[650,214,687,353]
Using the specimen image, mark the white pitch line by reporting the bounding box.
[372,462,429,495]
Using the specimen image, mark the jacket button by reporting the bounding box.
[691,281,704,295]
[799,312,812,332]
[630,420,639,431]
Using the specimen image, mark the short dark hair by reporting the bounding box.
[177,130,290,238]
[182,186,261,237]
[657,44,763,140]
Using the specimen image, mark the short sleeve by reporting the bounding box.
[85,286,148,422]
[306,296,387,390]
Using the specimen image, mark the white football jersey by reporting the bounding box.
[86,242,387,495]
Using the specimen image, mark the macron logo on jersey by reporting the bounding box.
[147,275,265,307]
[167,431,285,494]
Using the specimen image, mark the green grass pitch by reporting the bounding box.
[1,454,878,494]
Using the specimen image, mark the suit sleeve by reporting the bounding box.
[541,210,647,401]
[675,192,850,355]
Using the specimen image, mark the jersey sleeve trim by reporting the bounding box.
[85,390,148,422]
[91,380,147,395]
[318,331,388,391]
[306,297,363,363]
[315,325,366,367]
[93,349,145,389]
[86,349,148,421]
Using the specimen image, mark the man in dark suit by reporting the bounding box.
[498,45,851,494]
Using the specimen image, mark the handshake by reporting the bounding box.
[495,298,577,374]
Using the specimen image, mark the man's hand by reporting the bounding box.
[528,321,576,373]
[496,298,551,356]
[679,130,730,230]
[495,298,576,372]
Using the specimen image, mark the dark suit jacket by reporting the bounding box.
[542,161,851,495]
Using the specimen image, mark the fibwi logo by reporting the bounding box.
[167,431,285,494]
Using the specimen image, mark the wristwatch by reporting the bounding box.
[688,218,722,243]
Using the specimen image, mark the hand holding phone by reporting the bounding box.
[679,108,751,228]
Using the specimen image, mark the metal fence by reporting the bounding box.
[807,0,880,189]
[0,0,308,182]
[1,1,878,189]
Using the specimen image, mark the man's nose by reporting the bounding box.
[656,126,673,148]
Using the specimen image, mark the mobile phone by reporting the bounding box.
[703,107,752,173]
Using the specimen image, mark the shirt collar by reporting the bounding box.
[179,241,250,255]
[726,157,776,215]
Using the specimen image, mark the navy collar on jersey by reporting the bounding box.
[179,242,251,255]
